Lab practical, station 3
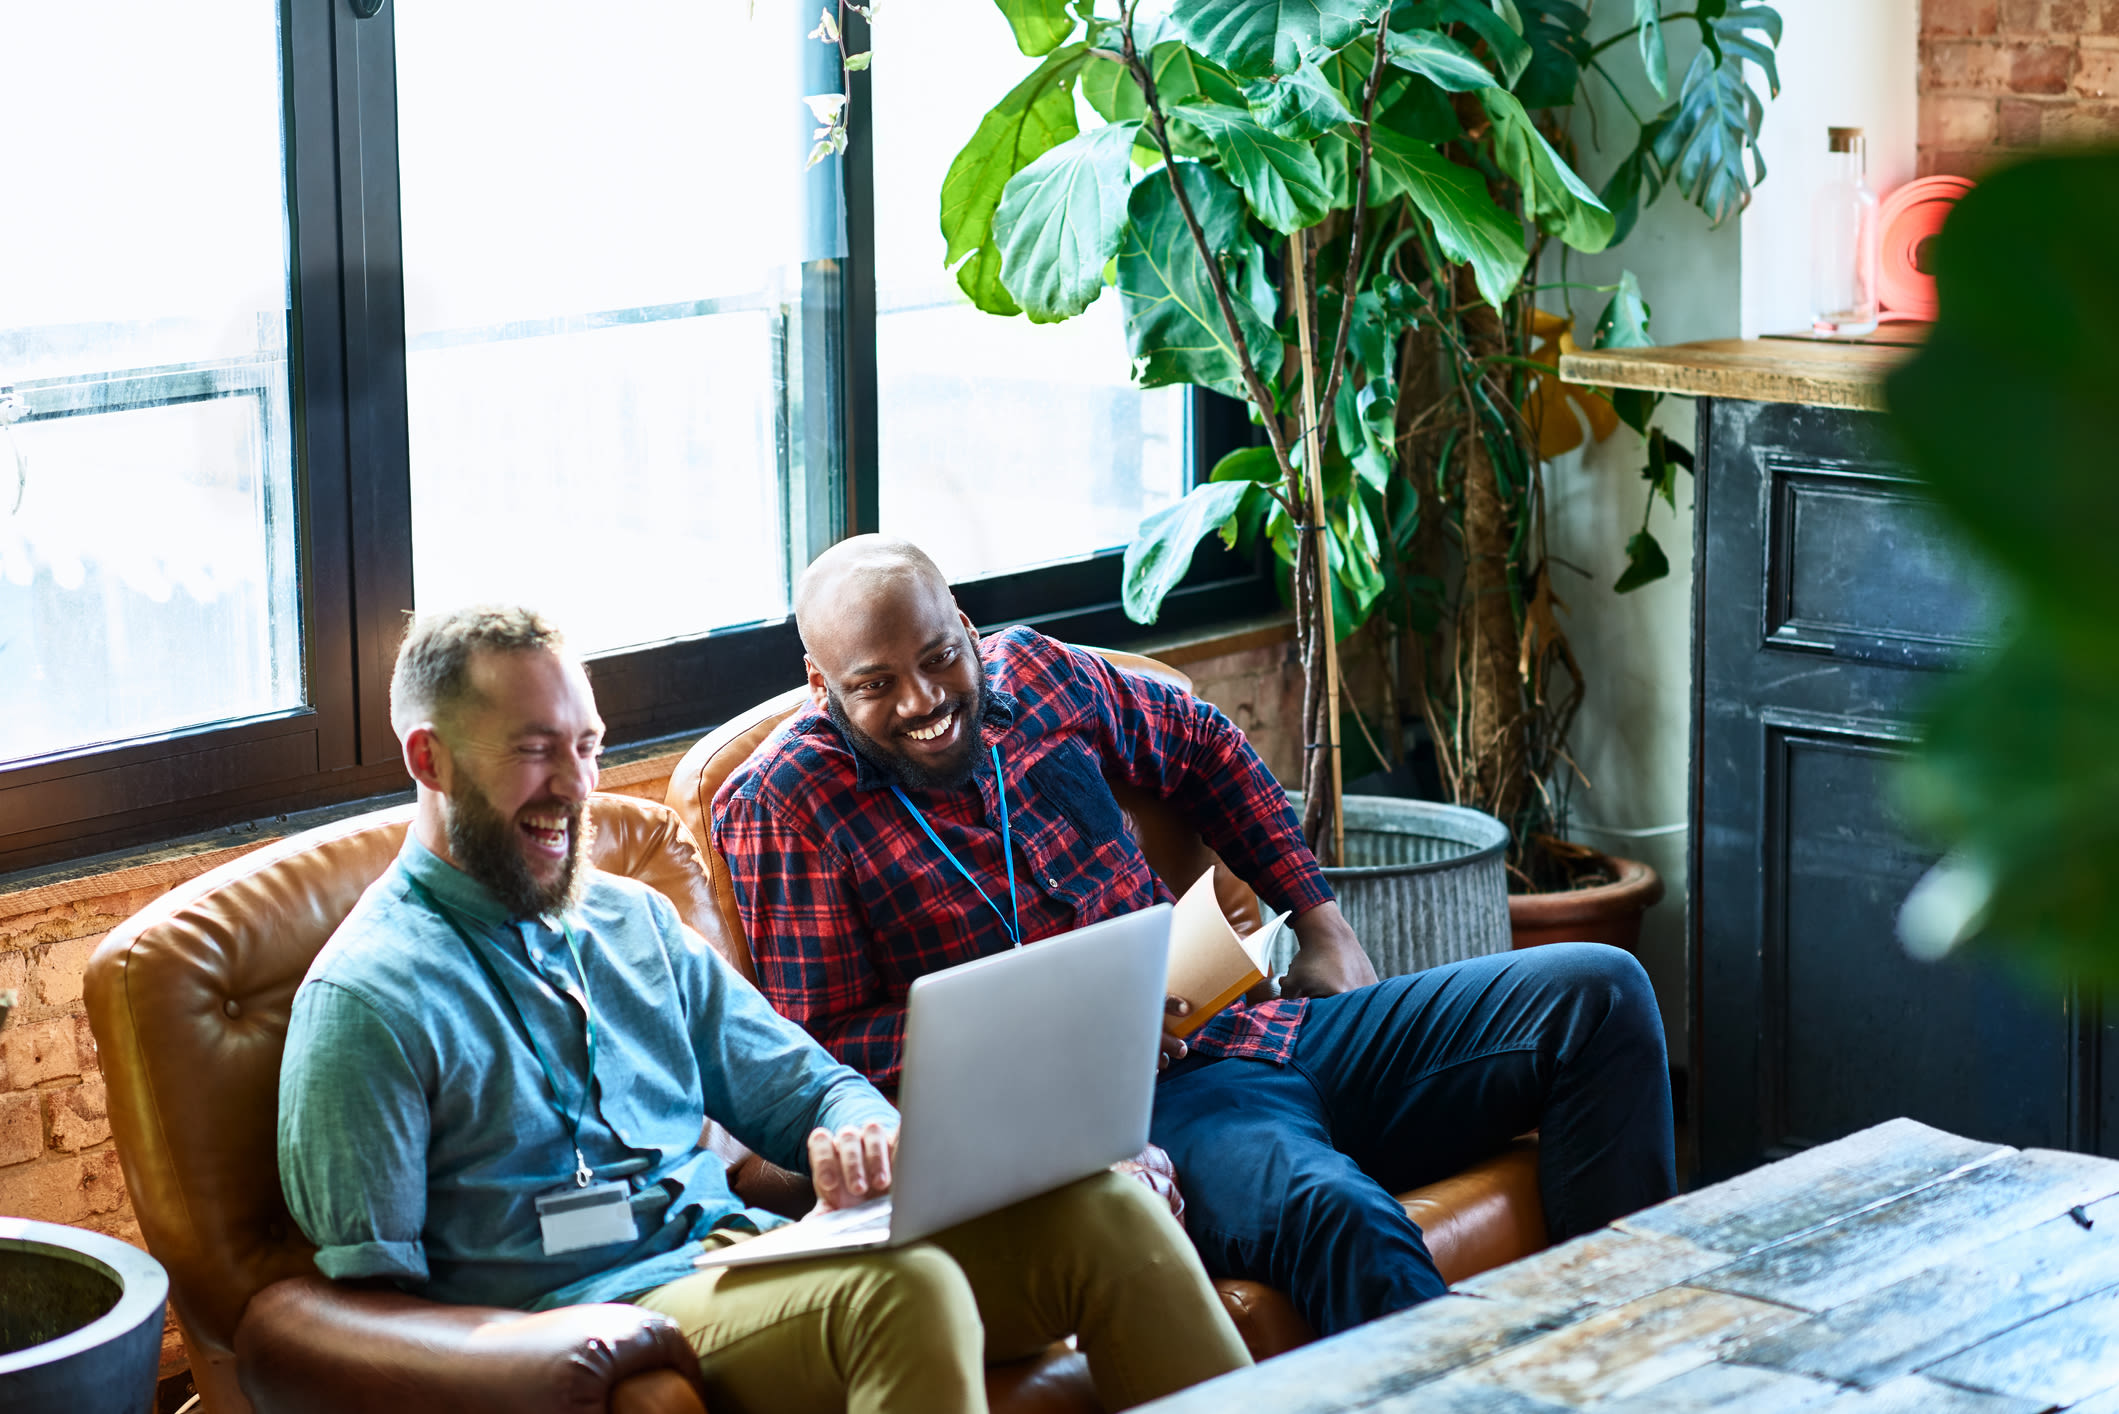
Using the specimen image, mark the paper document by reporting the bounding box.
[1164,867,1288,1039]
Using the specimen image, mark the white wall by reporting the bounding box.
[1543,0,1916,1073]
[1545,12,1731,1073]
[1740,0,1920,337]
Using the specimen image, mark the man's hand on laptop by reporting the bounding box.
[807,1120,898,1211]
[1280,902,1379,999]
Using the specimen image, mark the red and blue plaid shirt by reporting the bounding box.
[715,628,1335,1089]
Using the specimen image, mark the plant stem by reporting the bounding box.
[1586,57,1651,126]
[1317,22,1392,431]
[1585,10,1698,59]
[1120,0,1296,483]
[1291,231,1345,864]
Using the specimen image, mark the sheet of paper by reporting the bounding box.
[1165,867,1278,1037]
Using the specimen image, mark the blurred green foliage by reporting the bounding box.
[1887,150,2119,982]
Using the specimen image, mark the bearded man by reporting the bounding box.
[716,536,1677,1339]
[276,605,1249,1414]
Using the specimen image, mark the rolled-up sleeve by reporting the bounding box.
[278,982,432,1286]
[658,901,897,1173]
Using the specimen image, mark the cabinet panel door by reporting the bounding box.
[1690,398,2096,1182]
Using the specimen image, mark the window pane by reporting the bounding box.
[871,10,1188,585]
[397,5,818,655]
[0,4,299,765]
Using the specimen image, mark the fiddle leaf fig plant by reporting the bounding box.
[928,0,1783,872]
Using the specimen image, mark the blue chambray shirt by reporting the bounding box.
[278,833,897,1311]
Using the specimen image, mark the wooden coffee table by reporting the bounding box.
[1143,1119,2119,1412]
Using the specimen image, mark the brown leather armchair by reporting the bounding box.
[663,649,1550,1368]
[88,793,1104,1414]
[86,798,737,1414]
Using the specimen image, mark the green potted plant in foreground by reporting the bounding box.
[923,0,1783,949]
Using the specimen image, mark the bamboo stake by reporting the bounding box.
[1289,232,1345,866]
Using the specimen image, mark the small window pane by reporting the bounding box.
[0,4,299,765]
[871,8,1189,585]
[396,5,816,654]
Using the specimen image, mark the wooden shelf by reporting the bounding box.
[1558,336,1918,412]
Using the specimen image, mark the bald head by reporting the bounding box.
[795,535,955,665]
[797,536,990,791]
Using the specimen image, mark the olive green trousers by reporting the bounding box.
[631,1170,1250,1414]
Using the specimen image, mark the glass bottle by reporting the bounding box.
[1811,126,1880,336]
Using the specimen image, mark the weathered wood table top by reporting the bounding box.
[1144,1119,2119,1413]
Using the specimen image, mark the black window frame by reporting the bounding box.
[0,0,1270,875]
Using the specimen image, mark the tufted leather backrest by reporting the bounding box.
[84,794,724,1372]
[662,648,1264,977]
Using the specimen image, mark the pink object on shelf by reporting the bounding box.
[1878,175,1974,322]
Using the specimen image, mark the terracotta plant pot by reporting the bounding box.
[1508,853,1664,954]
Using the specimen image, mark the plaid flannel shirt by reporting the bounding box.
[714,627,1335,1089]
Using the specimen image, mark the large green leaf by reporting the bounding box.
[1392,0,1531,88]
[1382,27,1493,91]
[1366,128,1528,305]
[1122,479,1255,623]
[941,45,1090,316]
[1883,152,2119,979]
[1117,162,1285,397]
[1480,87,1613,252]
[1243,56,1357,139]
[1651,2,1782,224]
[992,0,1077,56]
[1513,0,1590,108]
[1170,102,1332,234]
[1168,0,1390,79]
[994,121,1143,322]
[1083,41,1247,123]
[1634,0,1668,99]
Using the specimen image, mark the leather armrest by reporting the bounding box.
[728,1150,814,1220]
[234,1275,708,1414]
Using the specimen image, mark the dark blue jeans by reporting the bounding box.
[1149,942,1675,1338]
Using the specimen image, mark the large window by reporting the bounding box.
[0,1,1264,873]
[0,4,299,764]
[870,6,1188,585]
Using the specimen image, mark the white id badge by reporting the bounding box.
[536,1180,638,1256]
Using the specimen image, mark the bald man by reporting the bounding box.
[717,536,1676,1339]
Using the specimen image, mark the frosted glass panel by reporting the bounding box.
[396,3,810,652]
[870,7,1188,584]
[0,3,300,764]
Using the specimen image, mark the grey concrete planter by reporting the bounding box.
[0,1218,167,1413]
[1281,794,1513,978]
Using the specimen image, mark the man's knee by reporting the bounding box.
[842,1243,982,1351]
[1520,942,1657,1022]
[1024,1169,1185,1258]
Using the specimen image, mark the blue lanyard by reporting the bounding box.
[891,743,1022,949]
[409,877,603,1187]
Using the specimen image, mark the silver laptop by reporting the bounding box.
[692,904,1172,1269]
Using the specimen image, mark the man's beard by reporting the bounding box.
[443,775,594,920]
[824,668,995,794]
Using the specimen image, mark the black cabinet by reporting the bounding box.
[1688,396,2113,1182]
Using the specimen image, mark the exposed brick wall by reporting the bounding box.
[0,880,201,1377]
[0,628,1295,1387]
[1921,0,2119,175]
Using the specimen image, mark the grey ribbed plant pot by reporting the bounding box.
[0,1218,167,1414]
[1280,794,1513,978]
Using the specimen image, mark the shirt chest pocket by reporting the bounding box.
[1024,746,1125,847]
